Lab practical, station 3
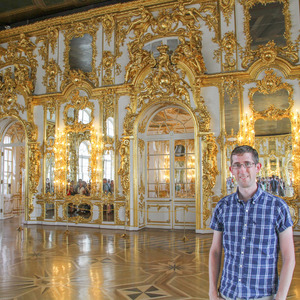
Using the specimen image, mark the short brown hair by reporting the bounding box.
[230,145,259,165]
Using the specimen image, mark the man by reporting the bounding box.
[209,145,295,300]
[270,175,279,195]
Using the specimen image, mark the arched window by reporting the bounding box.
[78,140,91,182]
[147,107,194,135]
[78,108,92,124]
[107,117,114,138]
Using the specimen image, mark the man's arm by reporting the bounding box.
[209,230,224,300]
[276,226,295,300]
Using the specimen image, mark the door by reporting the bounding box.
[145,107,195,229]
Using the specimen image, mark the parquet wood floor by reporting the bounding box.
[0,217,299,299]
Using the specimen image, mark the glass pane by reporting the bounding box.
[187,155,195,169]
[186,183,195,197]
[148,107,193,135]
[3,184,7,195]
[107,117,114,137]
[187,169,195,183]
[158,183,169,198]
[148,184,158,197]
[159,155,170,169]
[148,141,169,155]
[175,169,186,184]
[159,170,170,183]
[175,183,187,198]
[148,170,158,183]
[78,109,91,124]
[148,155,160,169]
[186,140,194,153]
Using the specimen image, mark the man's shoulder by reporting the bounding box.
[215,193,235,209]
[258,190,289,207]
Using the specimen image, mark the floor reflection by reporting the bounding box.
[0,216,299,299]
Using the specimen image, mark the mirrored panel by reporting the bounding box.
[224,90,240,135]
[66,131,91,195]
[103,204,114,221]
[174,140,195,199]
[45,154,55,194]
[255,118,293,197]
[67,202,91,219]
[45,108,55,194]
[103,149,114,194]
[69,33,93,72]
[45,203,55,220]
[249,2,285,50]
[253,89,289,112]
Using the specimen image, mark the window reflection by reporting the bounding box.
[103,204,114,221]
[147,107,194,135]
[103,150,114,194]
[79,108,92,124]
[107,117,114,137]
[78,141,91,182]
[174,140,195,199]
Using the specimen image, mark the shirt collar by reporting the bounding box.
[234,185,263,204]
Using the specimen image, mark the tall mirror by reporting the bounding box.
[102,104,115,222]
[45,108,55,194]
[255,119,293,197]
[249,69,295,199]
[66,130,91,196]
[63,91,95,198]
[44,107,56,220]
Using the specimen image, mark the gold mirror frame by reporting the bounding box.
[241,0,298,69]
[53,90,101,199]
[248,69,298,203]
[61,20,98,89]
[63,200,93,223]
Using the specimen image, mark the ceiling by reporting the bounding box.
[0,0,131,29]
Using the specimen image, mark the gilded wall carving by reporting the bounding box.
[214,32,238,71]
[202,134,219,227]
[100,51,121,86]
[28,142,42,196]
[0,33,37,111]
[219,0,235,25]
[101,14,115,46]
[37,27,60,93]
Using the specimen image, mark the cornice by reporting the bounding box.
[0,0,178,42]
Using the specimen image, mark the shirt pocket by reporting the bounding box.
[248,215,277,256]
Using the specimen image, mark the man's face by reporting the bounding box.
[229,152,261,189]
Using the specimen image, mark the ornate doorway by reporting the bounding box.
[0,119,25,219]
[145,107,195,229]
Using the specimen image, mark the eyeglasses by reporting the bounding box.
[231,162,256,169]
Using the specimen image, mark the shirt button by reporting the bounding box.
[238,279,241,282]
[241,251,244,254]
[246,210,248,212]
[243,236,245,239]
[244,224,247,227]
[240,264,242,267]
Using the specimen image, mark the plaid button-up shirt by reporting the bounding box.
[210,186,293,300]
